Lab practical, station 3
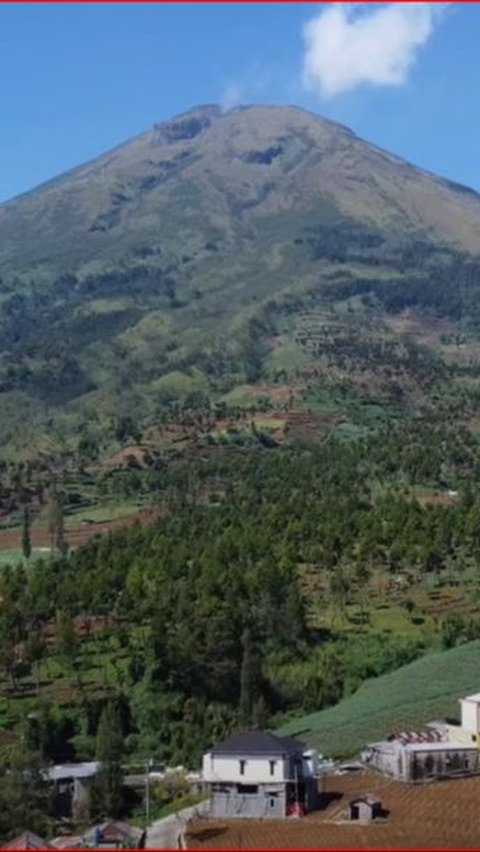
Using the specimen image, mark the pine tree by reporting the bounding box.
[95,702,124,763]
[239,629,263,727]
[25,632,45,694]
[21,508,31,562]
[93,702,125,818]
[55,609,77,669]
[47,484,66,556]
[0,747,51,840]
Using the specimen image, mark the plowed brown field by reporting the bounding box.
[0,506,166,551]
[186,770,480,848]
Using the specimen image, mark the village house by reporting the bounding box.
[458,692,480,744]
[41,761,99,820]
[361,691,480,782]
[202,730,319,819]
[362,734,479,782]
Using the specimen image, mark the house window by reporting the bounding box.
[239,760,246,776]
[269,761,276,776]
[237,784,258,794]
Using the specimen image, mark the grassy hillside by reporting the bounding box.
[279,640,480,759]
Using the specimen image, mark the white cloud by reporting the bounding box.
[220,65,278,113]
[220,82,246,113]
[302,3,448,99]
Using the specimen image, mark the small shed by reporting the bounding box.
[41,761,100,820]
[349,794,382,822]
[87,821,145,849]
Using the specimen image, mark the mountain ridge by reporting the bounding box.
[3,103,480,211]
[1,103,480,458]
[1,103,480,279]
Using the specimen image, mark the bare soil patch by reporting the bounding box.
[102,444,152,470]
[186,769,480,848]
[0,506,166,552]
[385,310,452,346]
[410,488,460,508]
[285,410,346,442]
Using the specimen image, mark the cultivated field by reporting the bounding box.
[0,505,166,552]
[278,640,480,759]
[186,769,480,848]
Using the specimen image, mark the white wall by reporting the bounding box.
[202,753,290,783]
[446,722,471,744]
[460,699,480,734]
[302,750,318,776]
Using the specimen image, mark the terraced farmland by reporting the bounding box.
[186,769,480,848]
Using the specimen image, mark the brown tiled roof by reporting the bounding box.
[2,833,53,850]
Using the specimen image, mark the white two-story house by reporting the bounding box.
[202,730,319,818]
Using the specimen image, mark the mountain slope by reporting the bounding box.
[1,104,480,458]
[279,639,480,759]
[2,104,480,273]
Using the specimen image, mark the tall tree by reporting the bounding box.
[55,609,77,670]
[47,484,66,556]
[0,748,51,842]
[25,631,45,694]
[21,508,31,562]
[239,629,263,727]
[92,702,125,818]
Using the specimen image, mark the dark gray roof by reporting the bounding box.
[210,730,305,757]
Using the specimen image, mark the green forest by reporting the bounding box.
[2,416,480,835]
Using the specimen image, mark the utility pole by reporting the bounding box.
[145,758,152,828]
[294,763,300,816]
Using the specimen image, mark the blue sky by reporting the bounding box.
[0,2,479,203]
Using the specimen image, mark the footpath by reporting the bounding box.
[146,800,210,848]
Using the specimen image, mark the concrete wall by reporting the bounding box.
[410,747,479,781]
[210,784,287,819]
[351,801,378,822]
[364,742,480,782]
[364,744,401,779]
[460,699,480,734]
[446,723,473,744]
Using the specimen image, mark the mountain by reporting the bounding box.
[1,103,480,458]
[3,104,480,270]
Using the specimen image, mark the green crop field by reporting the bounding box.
[278,640,480,759]
[0,548,49,567]
[64,500,143,526]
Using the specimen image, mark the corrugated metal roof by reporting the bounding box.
[42,761,100,781]
[367,739,477,753]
